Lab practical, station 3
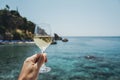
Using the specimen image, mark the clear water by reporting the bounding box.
[0,37,120,80]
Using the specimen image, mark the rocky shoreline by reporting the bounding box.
[0,40,35,45]
[0,33,68,45]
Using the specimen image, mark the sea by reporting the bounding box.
[0,37,120,80]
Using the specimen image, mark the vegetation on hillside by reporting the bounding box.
[0,5,35,41]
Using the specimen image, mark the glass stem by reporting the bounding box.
[41,48,45,53]
[41,49,46,67]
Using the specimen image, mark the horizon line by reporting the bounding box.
[62,35,120,37]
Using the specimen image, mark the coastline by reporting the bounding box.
[0,40,35,45]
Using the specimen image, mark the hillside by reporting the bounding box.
[0,6,35,41]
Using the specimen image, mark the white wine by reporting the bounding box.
[34,36,52,52]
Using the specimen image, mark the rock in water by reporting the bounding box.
[62,38,68,42]
[84,55,96,59]
[54,33,62,40]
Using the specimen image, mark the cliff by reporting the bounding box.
[0,6,35,41]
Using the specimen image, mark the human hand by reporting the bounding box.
[18,53,47,80]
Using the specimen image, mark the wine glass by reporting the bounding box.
[34,23,52,73]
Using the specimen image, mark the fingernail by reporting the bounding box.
[43,53,46,56]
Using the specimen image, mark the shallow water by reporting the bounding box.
[0,37,120,80]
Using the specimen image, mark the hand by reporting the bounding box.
[18,53,47,80]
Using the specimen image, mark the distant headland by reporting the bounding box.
[0,5,68,44]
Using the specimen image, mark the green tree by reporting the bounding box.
[5,5,10,10]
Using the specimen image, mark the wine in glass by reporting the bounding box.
[34,23,52,73]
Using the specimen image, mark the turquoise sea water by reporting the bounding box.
[0,37,120,80]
